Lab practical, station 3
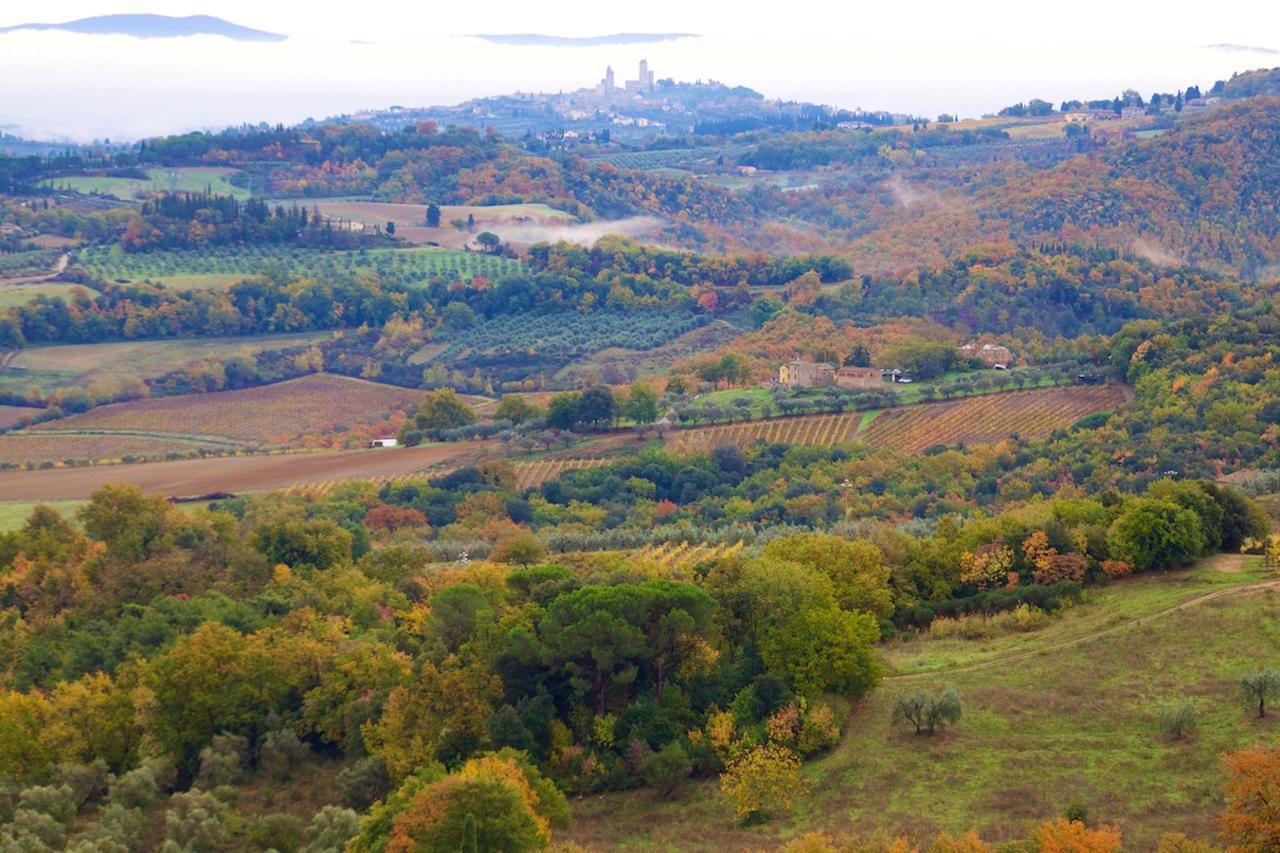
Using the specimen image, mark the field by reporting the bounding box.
[21,374,423,458]
[72,244,519,288]
[418,312,709,368]
[291,201,575,248]
[0,440,489,501]
[665,385,1127,454]
[0,282,89,307]
[569,559,1280,850]
[0,500,85,532]
[0,332,334,398]
[0,404,37,429]
[639,540,745,571]
[0,248,65,280]
[41,167,251,200]
[0,432,227,466]
[513,457,611,490]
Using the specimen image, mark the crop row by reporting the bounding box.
[641,539,745,570]
[666,386,1126,454]
[430,311,706,362]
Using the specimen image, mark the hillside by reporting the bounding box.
[569,559,1280,850]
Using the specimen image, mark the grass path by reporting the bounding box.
[887,567,1278,682]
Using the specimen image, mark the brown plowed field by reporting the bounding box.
[0,441,489,501]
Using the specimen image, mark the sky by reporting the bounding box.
[2,0,1278,141]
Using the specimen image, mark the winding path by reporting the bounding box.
[885,571,1280,682]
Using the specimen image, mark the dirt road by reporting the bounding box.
[0,441,489,501]
[886,574,1280,682]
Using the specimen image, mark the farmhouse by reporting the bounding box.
[779,360,835,388]
[369,438,399,448]
[960,342,1013,369]
[834,366,883,389]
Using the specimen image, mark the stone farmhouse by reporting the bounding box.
[778,361,884,389]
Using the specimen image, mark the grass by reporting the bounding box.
[0,284,86,308]
[41,167,250,201]
[0,500,85,531]
[568,558,1280,851]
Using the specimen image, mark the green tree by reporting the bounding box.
[475,232,501,254]
[576,385,615,431]
[1107,498,1206,572]
[491,533,546,569]
[624,382,660,426]
[494,396,542,424]
[408,389,476,435]
[760,606,881,699]
[545,393,579,431]
[425,203,441,228]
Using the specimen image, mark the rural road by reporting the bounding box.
[0,440,489,501]
[0,252,69,286]
[885,574,1280,682]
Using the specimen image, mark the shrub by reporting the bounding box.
[18,784,78,826]
[248,812,306,852]
[196,733,249,789]
[302,805,362,853]
[107,760,173,810]
[259,728,309,781]
[163,789,232,852]
[72,803,146,850]
[719,744,808,822]
[891,688,962,736]
[51,761,110,809]
[1156,697,1198,741]
[637,742,693,799]
[796,703,841,757]
[338,757,391,811]
[929,603,1050,639]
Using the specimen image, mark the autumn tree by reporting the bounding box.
[720,744,808,822]
[1221,745,1280,852]
[491,533,547,569]
[1031,817,1122,852]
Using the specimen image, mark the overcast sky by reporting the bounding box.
[2,1,1278,141]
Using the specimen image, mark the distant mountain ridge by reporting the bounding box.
[473,32,697,47]
[0,14,286,41]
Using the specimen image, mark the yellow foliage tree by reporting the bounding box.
[720,743,809,821]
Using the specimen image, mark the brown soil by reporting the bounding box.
[0,440,490,501]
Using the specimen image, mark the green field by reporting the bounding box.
[0,283,89,308]
[72,244,520,287]
[0,331,334,398]
[0,500,85,532]
[569,558,1280,850]
[41,167,251,201]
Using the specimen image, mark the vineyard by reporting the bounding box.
[71,245,520,288]
[665,385,1127,454]
[595,145,748,170]
[28,375,422,451]
[514,458,610,490]
[639,539,745,571]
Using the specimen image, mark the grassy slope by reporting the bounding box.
[42,168,250,201]
[568,558,1280,851]
[0,500,85,531]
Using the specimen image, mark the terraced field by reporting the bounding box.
[665,385,1127,454]
[640,540,745,571]
[27,374,422,451]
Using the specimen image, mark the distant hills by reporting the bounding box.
[0,14,286,41]
[473,32,697,47]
